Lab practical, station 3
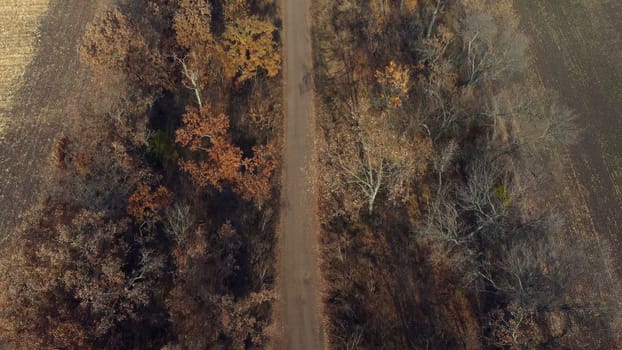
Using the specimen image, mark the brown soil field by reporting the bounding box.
[0,0,49,131]
[0,1,103,237]
[515,0,622,273]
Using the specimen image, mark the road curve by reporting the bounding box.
[279,0,325,348]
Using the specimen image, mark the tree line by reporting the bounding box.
[314,0,621,348]
[0,0,282,349]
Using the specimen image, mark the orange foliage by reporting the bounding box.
[176,106,242,189]
[127,184,173,222]
[375,61,410,108]
[240,144,278,203]
[175,106,230,153]
[176,105,276,204]
[80,8,136,75]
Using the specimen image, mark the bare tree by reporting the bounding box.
[458,157,507,227]
[174,54,203,108]
[459,0,529,85]
[332,103,429,215]
[164,203,195,243]
[431,139,458,195]
[516,95,582,155]
[426,0,446,39]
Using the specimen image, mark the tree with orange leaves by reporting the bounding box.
[176,105,276,205]
[127,184,173,222]
[375,61,410,109]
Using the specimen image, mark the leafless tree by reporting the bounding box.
[164,203,195,243]
[516,96,582,156]
[458,157,506,227]
[432,140,458,195]
[174,54,202,108]
[460,1,529,85]
[426,0,446,38]
[333,105,428,215]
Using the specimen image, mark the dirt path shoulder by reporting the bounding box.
[0,1,99,236]
[278,0,325,348]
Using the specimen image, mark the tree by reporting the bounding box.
[459,0,529,85]
[127,184,173,222]
[330,100,431,215]
[457,156,510,231]
[176,105,276,204]
[173,0,214,59]
[426,0,446,39]
[80,7,169,91]
[164,203,195,243]
[515,94,581,155]
[222,17,281,84]
[0,209,167,349]
[165,221,274,349]
[374,61,410,109]
[79,8,141,76]
[239,143,278,205]
[488,304,540,350]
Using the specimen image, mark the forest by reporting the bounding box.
[314,0,622,348]
[0,0,621,349]
[0,0,282,348]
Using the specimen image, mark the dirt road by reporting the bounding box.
[0,2,99,236]
[279,0,325,348]
[515,0,622,272]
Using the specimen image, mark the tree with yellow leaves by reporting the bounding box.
[375,61,410,109]
[223,17,281,84]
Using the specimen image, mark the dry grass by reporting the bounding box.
[0,0,49,131]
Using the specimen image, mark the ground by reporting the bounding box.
[0,2,105,237]
[3,0,617,348]
[515,0,622,275]
[278,0,325,348]
[0,0,48,114]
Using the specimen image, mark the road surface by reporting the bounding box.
[279,0,325,348]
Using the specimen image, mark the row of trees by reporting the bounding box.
[315,0,621,348]
[0,0,282,348]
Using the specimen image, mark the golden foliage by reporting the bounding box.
[223,17,281,83]
[225,0,249,21]
[375,61,410,108]
[127,184,173,222]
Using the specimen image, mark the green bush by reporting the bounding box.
[148,129,178,162]
[492,183,511,207]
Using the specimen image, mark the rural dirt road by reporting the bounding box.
[279,0,325,348]
[0,1,99,236]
